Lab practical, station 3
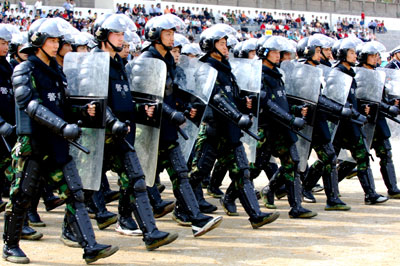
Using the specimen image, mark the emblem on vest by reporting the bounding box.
[116,84,129,93]
[225,85,231,93]
[0,87,9,95]
[47,92,61,102]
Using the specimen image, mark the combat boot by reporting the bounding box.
[220,182,239,216]
[286,178,317,219]
[322,169,350,211]
[116,189,141,236]
[302,162,324,203]
[193,183,217,213]
[147,184,175,218]
[3,210,29,264]
[358,169,388,204]
[380,157,400,199]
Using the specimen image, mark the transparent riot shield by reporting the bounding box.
[338,67,386,162]
[230,58,262,163]
[280,61,322,172]
[127,58,166,187]
[63,52,110,190]
[317,64,332,81]
[322,68,353,140]
[175,55,218,163]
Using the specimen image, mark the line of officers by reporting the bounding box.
[0,12,399,264]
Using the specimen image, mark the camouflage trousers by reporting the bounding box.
[190,124,248,190]
[371,134,392,169]
[308,143,335,177]
[102,135,146,205]
[250,128,296,182]
[6,136,70,212]
[335,135,370,172]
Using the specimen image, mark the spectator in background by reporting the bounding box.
[155,3,161,16]
[368,20,377,34]
[149,4,155,16]
[170,5,176,15]
[18,0,26,12]
[164,5,170,14]
[34,0,42,15]
[3,0,10,11]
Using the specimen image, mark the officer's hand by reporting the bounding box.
[145,105,155,118]
[292,117,306,130]
[0,122,14,137]
[364,104,370,116]
[246,96,252,110]
[189,108,197,119]
[87,103,96,117]
[62,124,82,141]
[238,114,252,130]
[341,106,352,118]
[111,120,129,138]
[301,106,308,117]
[388,105,400,116]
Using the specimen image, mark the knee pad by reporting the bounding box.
[123,150,145,180]
[196,142,218,175]
[20,159,40,197]
[289,144,300,165]
[133,178,147,193]
[234,144,249,170]
[322,143,337,165]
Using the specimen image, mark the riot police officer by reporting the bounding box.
[254,36,317,218]
[190,24,280,228]
[94,14,179,248]
[3,18,119,264]
[140,14,223,236]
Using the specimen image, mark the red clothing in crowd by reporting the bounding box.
[260,23,266,30]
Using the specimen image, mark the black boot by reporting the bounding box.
[101,173,120,204]
[220,182,239,216]
[91,190,117,230]
[147,184,175,218]
[261,170,285,209]
[116,189,141,236]
[172,201,192,226]
[201,175,210,188]
[338,161,357,183]
[358,168,388,204]
[65,204,119,264]
[237,179,280,229]
[302,162,324,203]
[322,167,350,211]
[3,210,30,264]
[21,214,43,241]
[42,183,65,212]
[193,183,217,213]
[131,179,178,250]
[286,178,317,219]
[60,214,80,248]
[207,162,227,198]
[174,178,222,237]
[380,157,400,199]
[27,193,45,227]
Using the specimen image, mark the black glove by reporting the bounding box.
[62,124,82,141]
[111,120,129,138]
[0,122,14,137]
[387,105,400,117]
[238,114,252,130]
[291,117,306,130]
[356,114,368,124]
[341,106,352,118]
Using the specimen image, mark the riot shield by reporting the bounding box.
[317,64,332,80]
[230,58,262,163]
[63,52,110,191]
[175,55,218,163]
[377,67,400,100]
[338,67,385,162]
[280,61,322,172]
[322,68,353,140]
[127,58,166,187]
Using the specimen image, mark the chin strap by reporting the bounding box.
[266,58,279,67]
[106,40,123,53]
[40,47,55,61]
[212,47,226,60]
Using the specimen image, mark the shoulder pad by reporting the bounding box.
[12,61,34,87]
[277,68,286,83]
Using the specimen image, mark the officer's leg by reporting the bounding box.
[168,145,222,237]
[62,159,118,264]
[147,182,175,218]
[42,181,65,212]
[190,141,218,213]
[207,160,227,198]
[302,160,323,203]
[123,150,178,250]
[316,143,350,210]
[27,187,45,227]
[3,159,41,264]
[350,136,388,204]
[230,145,280,228]
[88,189,117,230]
[101,172,120,204]
[374,138,400,198]
[283,145,317,219]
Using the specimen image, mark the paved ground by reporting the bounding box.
[0,148,399,266]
